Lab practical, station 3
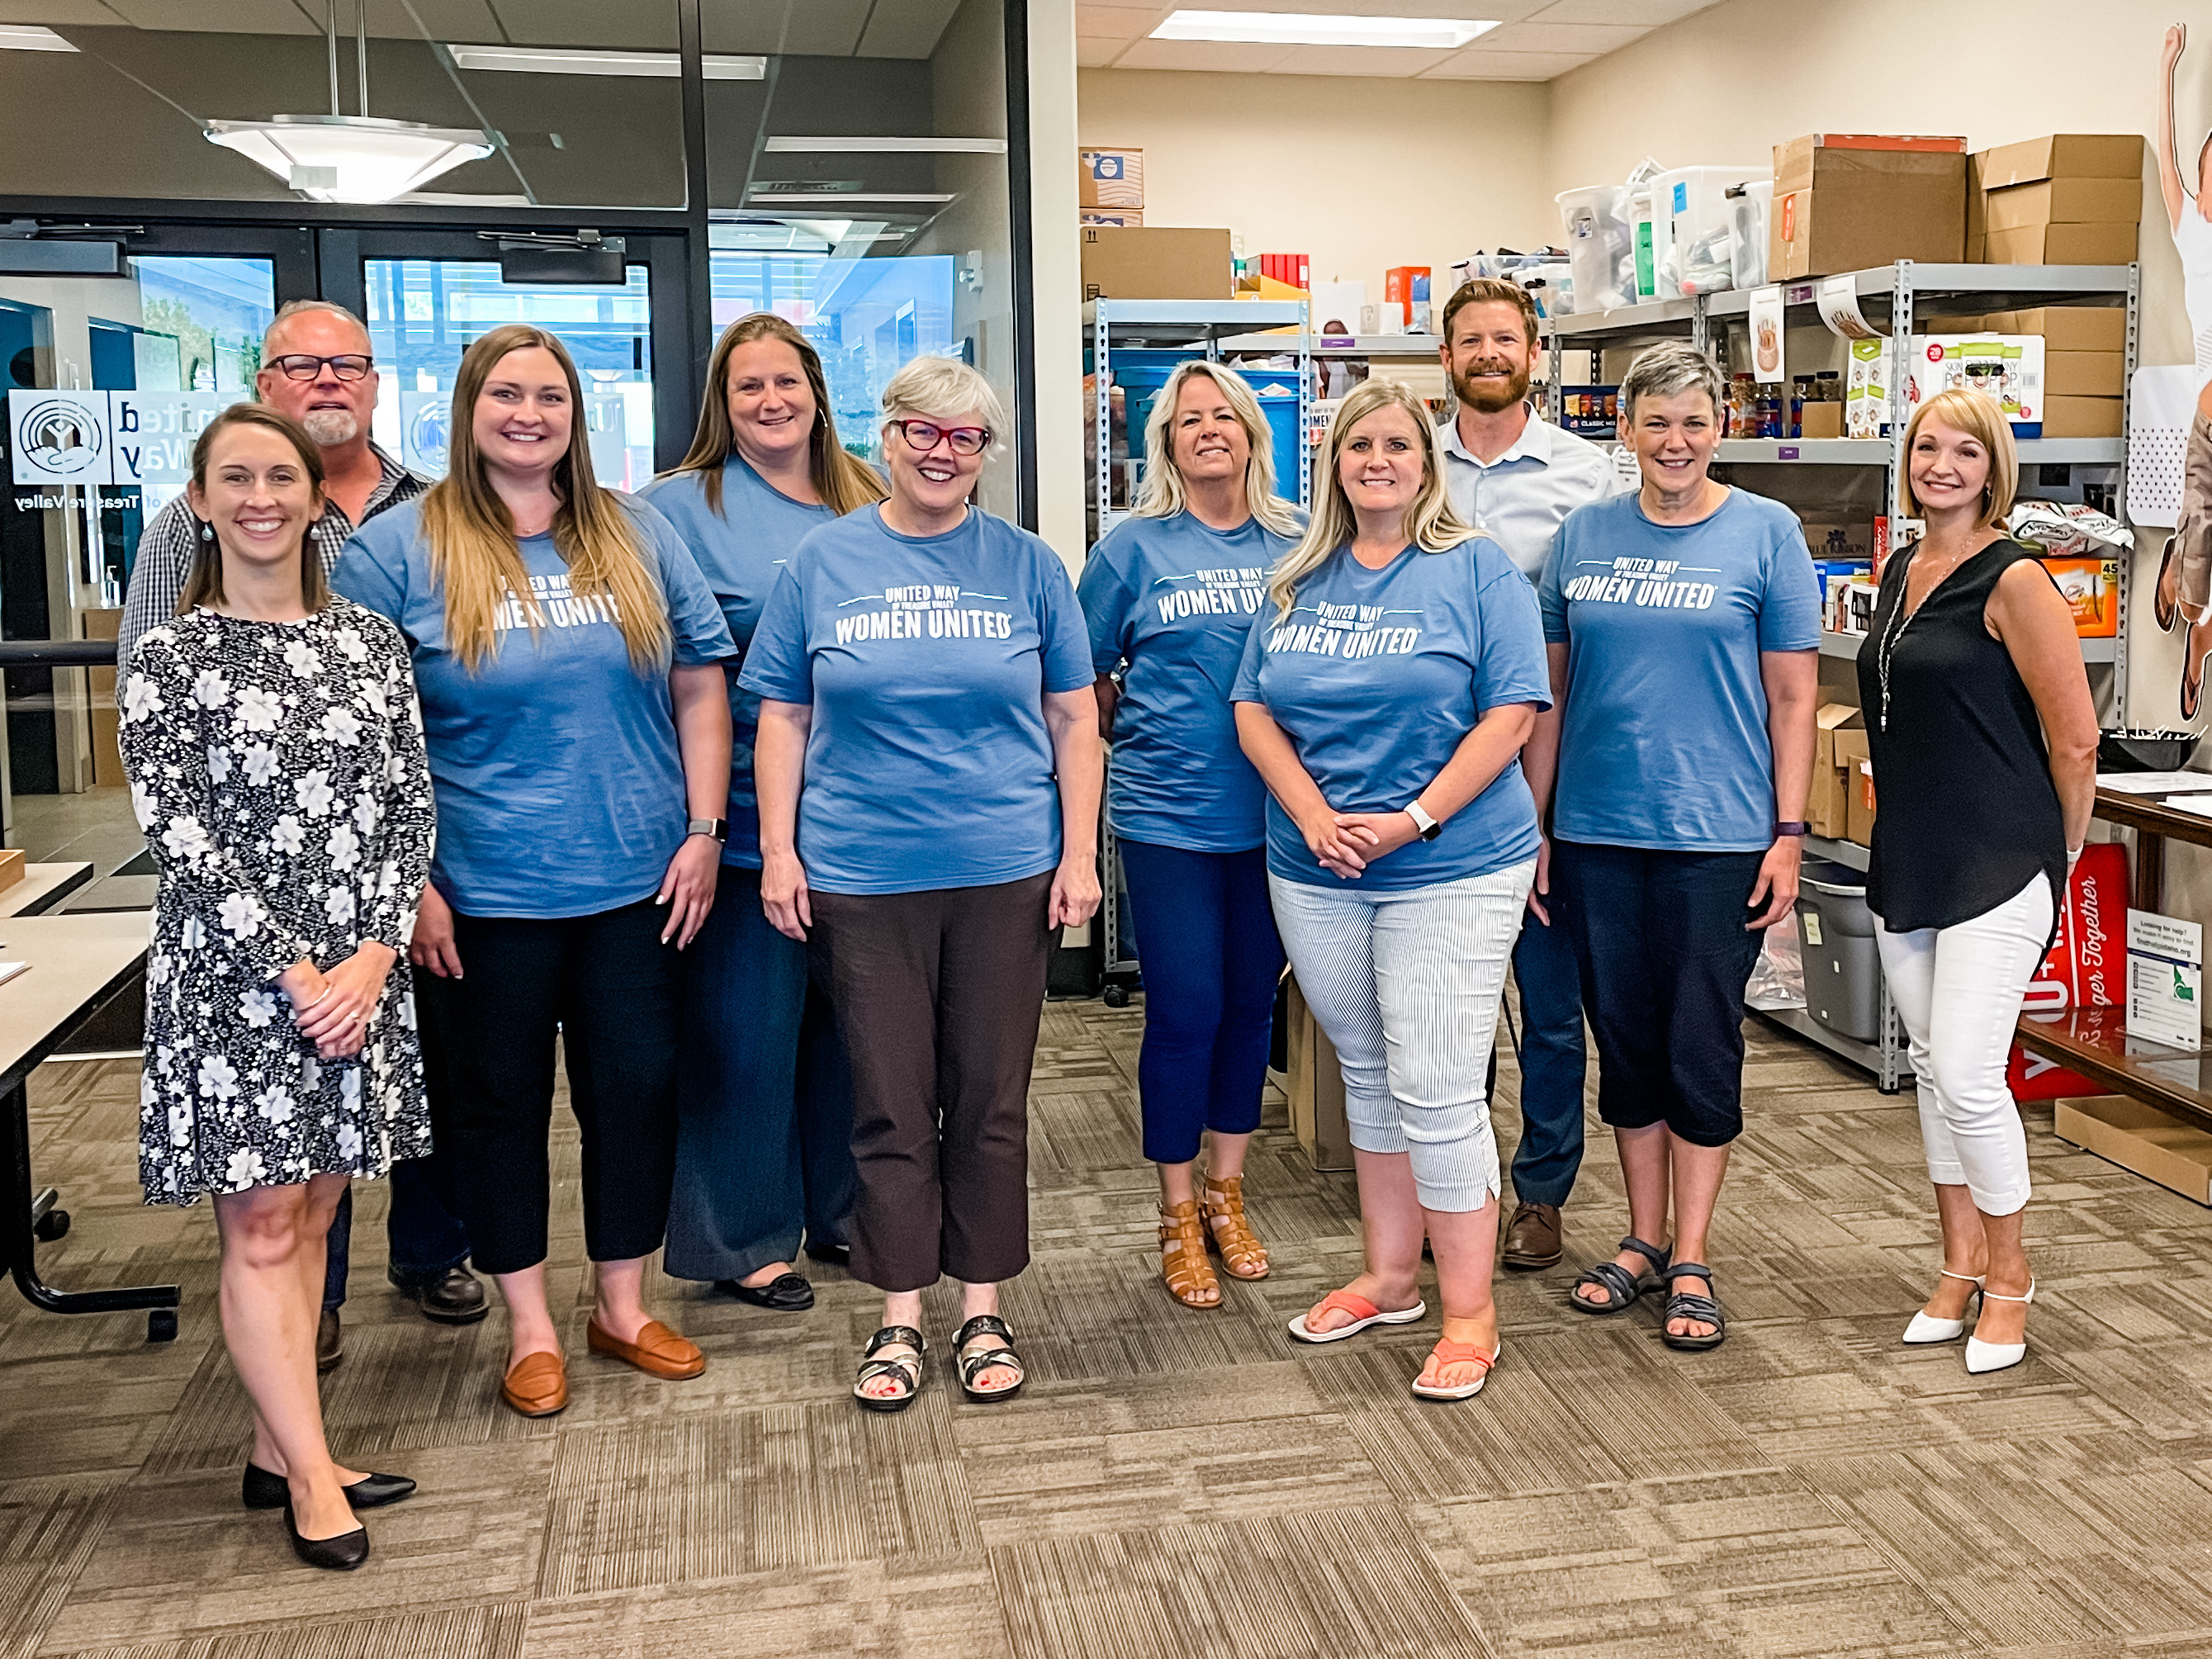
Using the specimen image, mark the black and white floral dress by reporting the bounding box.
[119,600,436,1205]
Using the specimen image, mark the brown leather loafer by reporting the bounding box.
[315,1307,343,1375]
[500,1350,569,1418]
[1502,1202,1564,1271]
[586,1318,705,1380]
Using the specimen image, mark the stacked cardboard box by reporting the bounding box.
[1808,704,1865,839]
[1079,227,1232,301]
[1080,147,1144,227]
[1894,306,2127,437]
[1769,134,1967,281]
[1970,134,2143,266]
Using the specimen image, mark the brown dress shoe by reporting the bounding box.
[1502,1202,1563,1271]
[316,1307,343,1375]
[501,1350,569,1418]
[586,1318,705,1380]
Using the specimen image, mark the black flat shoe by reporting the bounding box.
[718,1271,815,1311]
[244,1464,416,1512]
[804,1240,852,1268]
[389,1263,490,1325]
[283,1502,370,1571]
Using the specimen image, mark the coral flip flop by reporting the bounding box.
[1287,1288,1428,1344]
[1411,1338,1502,1401]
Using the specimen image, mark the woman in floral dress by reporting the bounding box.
[121,404,434,1572]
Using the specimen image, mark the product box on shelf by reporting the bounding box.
[1907,335,2048,434]
[1845,337,1892,438]
[1079,147,1144,209]
[2054,1094,2212,1206]
[1808,702,1864,838]
[1982,176,2142,233]
[1800,401,1845,438]
[1829,727,1874,845]
[1770,133,1967,281]
[1384,266,1432,332]
[1973,132,2146,191]
[1080,210,1144,228]
[1983,306,2128,352]
[1803,520,1874,564]
[1080,227,1231,301]
[2039,554,2121,636]
[1559,385,1620,438]
[1256,253,1310,291]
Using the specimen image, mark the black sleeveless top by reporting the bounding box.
[1854,538,2067,932]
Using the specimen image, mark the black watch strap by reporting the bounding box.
[1774,820,1809,837]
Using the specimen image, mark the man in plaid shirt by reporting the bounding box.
[119,299,484,1362]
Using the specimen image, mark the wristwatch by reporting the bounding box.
[1773,820,1809,837]
[1404,800,1442,842]
[687,817,729,844]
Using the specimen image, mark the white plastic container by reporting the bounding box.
[1629,185,1657,299]
[1652,164,1769,297]
[1556,183,1637,315]
[1729,178,1773,291]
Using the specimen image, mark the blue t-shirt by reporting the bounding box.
[638,458,835,870]
[332,495,736,919]
[1230,537,1551,891]
[738,505,1094,896]
[1537,489,1821,851]
[1078,510,1300,854]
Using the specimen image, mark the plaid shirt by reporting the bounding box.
[117,443,427,668]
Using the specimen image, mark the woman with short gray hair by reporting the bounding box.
[1525,339,1820,1353]
[744,354,1104,1411]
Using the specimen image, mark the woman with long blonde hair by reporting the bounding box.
[1231,377,1550,1403]
[333,323,736,1419]
[1076,360,1302,1310]
[641,313,885,1311]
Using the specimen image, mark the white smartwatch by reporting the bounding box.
[1404,800,1442,842]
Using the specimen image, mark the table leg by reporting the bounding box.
[3,1080,178,1326]
[2137,829,2167,915]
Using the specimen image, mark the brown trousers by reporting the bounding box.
[806,873,1054,1294]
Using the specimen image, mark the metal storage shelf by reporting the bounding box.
[1220,331,1440,358]
[1758,1004,1892,1078]
[1715,437,2125,466]
[1804,834,1869,871]
[1819,628,2115,662]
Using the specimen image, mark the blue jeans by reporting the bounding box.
[1505,907,1589,1208]
[320,1154,472,1312]
[665,864,855,1282]
[1117,839,1285,1167]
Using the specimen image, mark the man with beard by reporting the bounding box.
[118,299,486,1358]
[1433,277,1619,1275]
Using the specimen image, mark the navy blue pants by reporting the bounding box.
[1117,839,1285,1166]
[1505,907,1589,1209]
[320,1148,470,1311]
[665,864,856,1282]
[1550,840,1767,1148]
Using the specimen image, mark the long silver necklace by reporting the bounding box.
[1873,542,1978,732]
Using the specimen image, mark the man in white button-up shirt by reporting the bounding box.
[1433,278,1622,1274]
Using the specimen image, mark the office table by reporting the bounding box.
[0,911,178,1339]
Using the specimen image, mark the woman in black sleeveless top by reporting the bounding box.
[1855,388,2096,1378]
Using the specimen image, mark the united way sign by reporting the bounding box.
[9,389,230,490]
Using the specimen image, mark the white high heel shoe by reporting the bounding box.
[1964,1279,2035,1375]
[1902,1270,1984,1344]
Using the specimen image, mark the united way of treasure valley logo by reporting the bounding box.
[17,399,102,476]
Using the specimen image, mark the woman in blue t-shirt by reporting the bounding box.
[743,355,1103,1414]
[1077,361,1302,1311]
[1529,341,1820,1353]
[334,325,737,1420]
[1233,378,1551,1405]
[640,314,885,1314]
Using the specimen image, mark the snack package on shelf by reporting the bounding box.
[2009,499,2134,555]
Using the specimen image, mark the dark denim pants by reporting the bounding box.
[320,1154,471,1312]
[1504,906,1590,1208]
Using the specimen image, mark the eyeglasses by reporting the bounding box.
[268,353,373,382]
[888,419,990,457]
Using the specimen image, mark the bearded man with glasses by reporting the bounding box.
[116,296,486,1356]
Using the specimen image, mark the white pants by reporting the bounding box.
[1873,873,2055,1216]
[1270,859,1535,1213]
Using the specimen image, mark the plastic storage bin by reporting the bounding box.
[1729,178,1772,291]
[1556,183,1637,315]
[1797,858,1882,1042]
[1651,164,1770,296]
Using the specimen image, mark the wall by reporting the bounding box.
[1077,69,1554,301]
[1027,1,1086,567]
[1545,0,2208,730]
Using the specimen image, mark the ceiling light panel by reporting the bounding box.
[1150,10,1499,48]
[0,25,77,50]
[445,44,766,78]
[762,136,1007,154]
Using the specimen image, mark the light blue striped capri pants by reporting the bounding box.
[1271,857,1536,1212]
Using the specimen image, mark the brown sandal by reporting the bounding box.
[1158,1200,1221,1308]
[1201,1173,1270,1280]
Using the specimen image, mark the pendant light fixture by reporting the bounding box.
[204,0,491,203]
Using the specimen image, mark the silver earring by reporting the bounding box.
[199,521,213,542]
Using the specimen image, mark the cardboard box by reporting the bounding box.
[1975,133,2145,190]
[0,848,21,896]
[1079,147,1143,209]
[1984,176,2143,231]
[1984,306,2128,352]
[2041,395,2124,437]
[1801,518,1873,562]
[1385,265,1432,332]
[2044,350,2126,397]
[1281,974,1352,1173]
[1832,728,1875,844]
[1771,134,1967,281]
[1800,401,1845,439]
[1982,221,2139,265]
[1079,227,1231,301]
[2055,1094,2212,1206]
[1080,209,1143,228]
[1808,703,1864,838]
[1845,336,1890,438]
[2041,554,2121,636]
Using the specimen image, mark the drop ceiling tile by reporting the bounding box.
[486,0,676,49]
[1262,42,1461,76]
[855,0,961,57]
[1165,0,1540,15]
[1526,0,1714,24]
[0,0,128,21]
[1418,45,1592,78]
[1074,4,1165,41]
[100,0,315,31]
[1111,36,1291,72]
[1077,35,1131,67]
[352,0,502,39]
[700,0,865,55]
[1476,18,1649,52]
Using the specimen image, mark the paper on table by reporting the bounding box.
[2166,794,2212,818]
[0,960,26,988]
[2098,770,2212,794]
